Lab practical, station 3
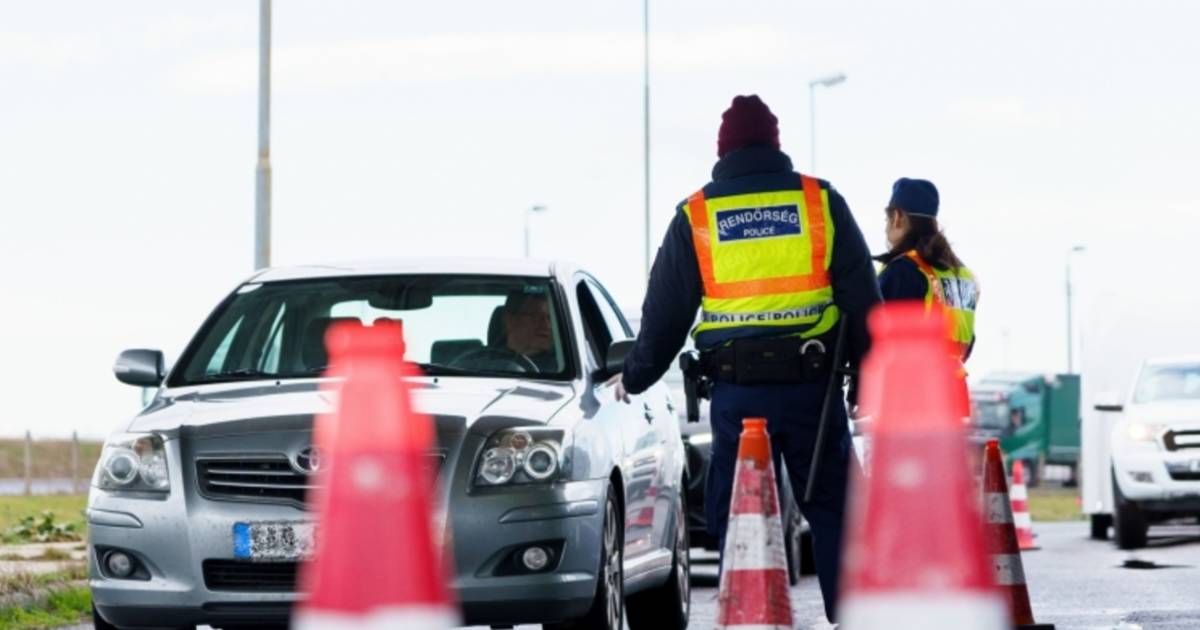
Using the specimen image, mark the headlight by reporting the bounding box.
[1126,422,1163,443]
[475,429,562,486]
[93,434,170,493]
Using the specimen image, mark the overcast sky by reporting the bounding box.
[2,1,1198,438]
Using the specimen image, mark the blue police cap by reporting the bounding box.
[889,178,939,217]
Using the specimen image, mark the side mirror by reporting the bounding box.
[603,339,636,379]
[1093,391,1124,413]
[114,349,165,387]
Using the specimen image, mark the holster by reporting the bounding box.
[701,333,835,386]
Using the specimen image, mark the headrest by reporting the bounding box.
[487,305,507,347]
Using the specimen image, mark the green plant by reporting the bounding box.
[1,511,81,544]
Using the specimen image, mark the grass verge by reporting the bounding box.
[1028,487,1084,522]
[0,496,87,539]
[0,584,90,630]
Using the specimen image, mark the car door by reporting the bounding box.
[576,278,668,562]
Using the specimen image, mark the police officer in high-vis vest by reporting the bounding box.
[609,95,881,623]
[875,178,979,411]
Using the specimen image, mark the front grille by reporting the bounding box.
[197,453,448,506]
[1168,470,1200,481]
[203,559,297,592]
[197,457,313,505]
[1163,430,1200,451]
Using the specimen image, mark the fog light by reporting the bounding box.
[521,546,550,572]
[1128,471,1154,483]
[105,551,134,578]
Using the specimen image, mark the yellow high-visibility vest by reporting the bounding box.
[902,250,978,359]
[684,175,838,341]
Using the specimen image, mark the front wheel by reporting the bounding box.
[549,484,624,630]
[1112,472,1148,550]
[627,488,690,630]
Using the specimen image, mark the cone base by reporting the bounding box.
[840,592,1008,630]
[1017,624,1056,630]
[293,606,458,629]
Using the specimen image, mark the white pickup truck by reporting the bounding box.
[1089,356,1200,548]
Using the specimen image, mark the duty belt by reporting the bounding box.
[700,333,833,386]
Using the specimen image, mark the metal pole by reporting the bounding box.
[523,214,531,258]
[1066,257,1074,374]
[71,431,80,495]
[642,0,651,281]
[23,430,32,497]
[254,0,272,270]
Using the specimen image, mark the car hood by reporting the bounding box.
[1123,400,1200,428]
[126,377,576,435]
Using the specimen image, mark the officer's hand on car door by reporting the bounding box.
[606,373,631,404]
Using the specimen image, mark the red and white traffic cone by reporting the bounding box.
[1011,460,1039,551]
[840,303,1008,630]
[715,418,793,630]
[982,440,1054,629]
[294,320,457,629]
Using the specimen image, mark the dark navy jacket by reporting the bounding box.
[877,255,978,360]
[621,146,882,395]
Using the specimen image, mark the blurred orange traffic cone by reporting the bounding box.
[840,303,1008,630]
[294,320,457,629]
[983,440,1054,629]
[716,418,793,630]
[1010,460,1039,551]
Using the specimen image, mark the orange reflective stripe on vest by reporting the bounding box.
[686,175,829,299]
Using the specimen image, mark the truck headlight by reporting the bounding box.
[475,429,563,486]
[1126,422,1163,443]
[93,434,170,493]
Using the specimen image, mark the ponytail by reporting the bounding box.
[874,207,964,269]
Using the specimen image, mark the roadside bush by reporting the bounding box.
[1,512,80,544]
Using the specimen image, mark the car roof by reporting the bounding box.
[249,258,563,283]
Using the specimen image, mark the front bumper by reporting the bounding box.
[89,478,607,628]
[1113,449,1200,509]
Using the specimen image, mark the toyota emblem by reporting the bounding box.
[293,446,322,474]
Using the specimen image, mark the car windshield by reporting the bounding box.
[169,275,573,386]
[1133,364,1200,403]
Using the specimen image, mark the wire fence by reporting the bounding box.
[0,432,102,496]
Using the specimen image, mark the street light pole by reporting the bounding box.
[642,0,651,281]
[524,205,547,258]
[1066,245,1087,373]
[254,0,272,270]
[807,72,846,173]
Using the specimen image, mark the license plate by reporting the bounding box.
[233,521,315,561]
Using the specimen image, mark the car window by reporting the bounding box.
[586,279,632,340]
[1134,364,1200,403]
[575,281,608,366]
[170,275,573,386]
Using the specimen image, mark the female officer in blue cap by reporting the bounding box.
[876,178,979,412]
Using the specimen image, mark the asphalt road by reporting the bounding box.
[69,521,1200,630]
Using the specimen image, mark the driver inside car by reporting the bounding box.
[502,292,556,371]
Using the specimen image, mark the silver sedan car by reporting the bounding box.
[90,259,690,630]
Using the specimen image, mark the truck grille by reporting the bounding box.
[1163,430,1200,451]
[203,559,297,592]
[197,453,448,506]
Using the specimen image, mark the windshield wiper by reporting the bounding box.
[197,368,275,382]
[415,363,475,376]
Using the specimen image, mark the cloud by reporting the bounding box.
[169,27,851,94]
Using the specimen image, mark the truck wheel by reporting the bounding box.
[1112,472,1148,550]
[1089,514,1111,540]
[1023,459,1041,488]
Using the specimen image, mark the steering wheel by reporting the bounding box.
[448,347,540,374]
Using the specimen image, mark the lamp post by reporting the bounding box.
[524,205,547,258]
[1066,245,1087,373]
[808,72,846,173]
[254,0,272,270]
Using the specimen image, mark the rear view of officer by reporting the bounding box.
[609,94,881,623]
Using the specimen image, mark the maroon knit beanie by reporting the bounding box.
[717,95,780,157]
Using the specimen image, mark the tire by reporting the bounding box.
[92,605,121,630]
[627,487,690,630]
[1112,471,1148,550]
[1090,514,1112,540]
[549,484,624,630]
[1023,459,1041,488]
[782,496,805,585]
